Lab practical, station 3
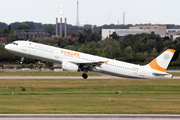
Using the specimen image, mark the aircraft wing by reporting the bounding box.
[69,61,108,71]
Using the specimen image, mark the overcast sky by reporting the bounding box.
[1,0,180,26]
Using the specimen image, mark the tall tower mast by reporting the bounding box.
[56,18,58,37]
[60,4,63,36]
[76,0,80,27]
[123,12,125,25]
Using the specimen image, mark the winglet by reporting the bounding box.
[148,49,175,72]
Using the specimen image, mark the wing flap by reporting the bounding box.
[69,61,106,66]
[68,60,108,71]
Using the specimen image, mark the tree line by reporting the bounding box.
[1,21,180,33]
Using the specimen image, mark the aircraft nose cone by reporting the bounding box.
[5,44,11,51]
[5,44,8,49]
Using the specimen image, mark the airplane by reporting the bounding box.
[5,40,175,79]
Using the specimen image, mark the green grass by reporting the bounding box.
[0,71,104,76]
[170,72,180,76]
[0,78,180,114]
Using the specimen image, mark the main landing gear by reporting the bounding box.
[82,73,88,79]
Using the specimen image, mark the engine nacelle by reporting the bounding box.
[62,61,79,72]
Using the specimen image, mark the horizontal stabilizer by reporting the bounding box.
[153,72,169,75]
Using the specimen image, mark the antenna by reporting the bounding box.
[60,4,63,36]
[76,0,80,27]
[109,11,110,24]
[60,4,63,18]
[123,12,125,25]
[65,18,67,38]
[56,18,58,37]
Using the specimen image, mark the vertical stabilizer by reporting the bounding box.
[148,49,175,72]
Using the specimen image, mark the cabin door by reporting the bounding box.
[140,68,145,77]
[55,50,59,58]
[22,42,27,51]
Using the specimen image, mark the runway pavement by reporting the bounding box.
[1,114,180,120]
[0,76,180,79]
[0,76,122,79]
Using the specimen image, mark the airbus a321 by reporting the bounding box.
[5,40,175,79]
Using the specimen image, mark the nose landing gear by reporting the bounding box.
[20,57,24,64]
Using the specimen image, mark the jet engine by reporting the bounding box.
[62,61,79,72]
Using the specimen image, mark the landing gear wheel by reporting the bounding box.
[82,73,88,79]
[20,57,24,64]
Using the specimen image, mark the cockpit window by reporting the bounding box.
[13,43,18,45]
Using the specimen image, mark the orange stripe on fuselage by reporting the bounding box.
[149,58,166,72]
[167,49,175,53]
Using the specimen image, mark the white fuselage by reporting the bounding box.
[5,41,173,79]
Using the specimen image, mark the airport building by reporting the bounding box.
[102,25,180,41]
[133,25,167,31]
[14,30,51,40]
[166,29,180,40]
[102,26,166,40]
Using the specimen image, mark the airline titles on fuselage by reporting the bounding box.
[61,50,80,57]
